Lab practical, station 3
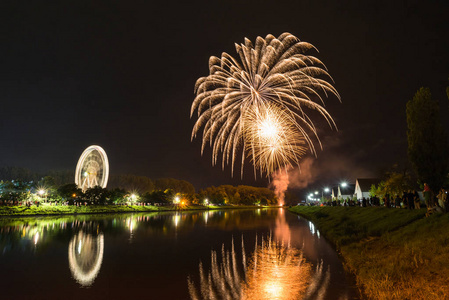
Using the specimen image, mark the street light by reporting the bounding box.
[38,189,47,203]
[130,194,137,204]
[320,187,330,202]
[338,182,348,200]
[174,196,180,210]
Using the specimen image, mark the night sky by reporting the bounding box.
[1,1,448,193]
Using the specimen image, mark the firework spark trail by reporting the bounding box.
[191,32,339,178]
[243,104,307,176]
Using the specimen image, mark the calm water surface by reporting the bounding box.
[0,208,359,299]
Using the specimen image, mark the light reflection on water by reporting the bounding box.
[188,210,332,300]
[68,231,104,287]
[0,209,356,299]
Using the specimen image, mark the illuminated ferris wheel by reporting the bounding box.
[75,145,109,192]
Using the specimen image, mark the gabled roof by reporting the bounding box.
[356,178,381,192]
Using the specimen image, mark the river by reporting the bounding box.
[0,208,359,299]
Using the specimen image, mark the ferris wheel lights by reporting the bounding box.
[75,145,109,192]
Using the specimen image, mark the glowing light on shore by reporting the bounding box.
[191,32,339,177]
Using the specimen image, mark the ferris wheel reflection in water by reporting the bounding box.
[68,230,104,287]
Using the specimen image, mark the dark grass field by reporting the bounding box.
[289,206,449,299]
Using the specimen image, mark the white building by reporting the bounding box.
[354,178,381,200]
[331,183,356,200]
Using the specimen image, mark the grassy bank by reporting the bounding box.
[289,206,449,299]
[0,203,267,217]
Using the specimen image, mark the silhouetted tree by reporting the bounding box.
[83,186,108,205]
[0,180,33,202]
[57,183,81,203]
[406,87,449,191]
[0,166,39,182]
[109,188,127,204]
[154,178,195,194]
[108,174,155,194]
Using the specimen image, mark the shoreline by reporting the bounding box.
[288,206,449,300]
[0,204,280,218]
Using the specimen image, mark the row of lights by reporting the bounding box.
[36,189,213,206]
[307,182,347,201]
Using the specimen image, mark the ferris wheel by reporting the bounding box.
[75,145,109,192]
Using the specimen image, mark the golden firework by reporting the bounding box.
[191,32,339,177]
[242,104,307,176]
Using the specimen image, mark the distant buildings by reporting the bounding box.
[355,178,381,200]
[331,183,356,200]
[328,179,381,200]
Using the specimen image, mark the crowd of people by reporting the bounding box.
[323,183,448,213]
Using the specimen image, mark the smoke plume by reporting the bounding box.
[270,157,316,205]
[287,157,315,189]
[271,168,290,205]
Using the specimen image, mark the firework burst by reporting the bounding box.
[242,103,307,176]
[191,32,339,177]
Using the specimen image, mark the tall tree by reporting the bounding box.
[406,87,449,191]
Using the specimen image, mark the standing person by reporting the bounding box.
[437,188,446,210]
[407,190,414,210]
[445,191,449,213]
[402,191,408,209]
[423,183,432,208]
[395,195,401,208]
[413,190,421,209]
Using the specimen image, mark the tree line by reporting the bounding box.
[0,169,278,206]
[198,185,277,205]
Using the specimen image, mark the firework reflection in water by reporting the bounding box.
[188,234,330,300]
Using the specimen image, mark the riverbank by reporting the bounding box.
[0,203,271,217]
[288,206,449,300]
